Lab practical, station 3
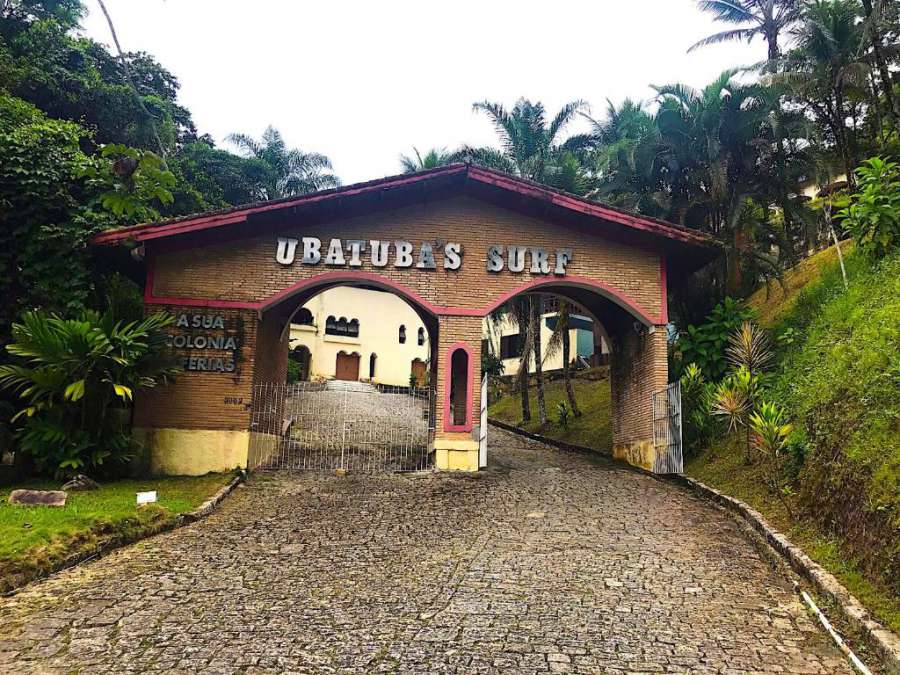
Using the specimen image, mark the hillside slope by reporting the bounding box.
[689,246,900,632]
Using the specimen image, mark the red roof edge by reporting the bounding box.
[89,163,717,250]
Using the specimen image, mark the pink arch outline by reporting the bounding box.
[148,268,662,326]
[481,274,659,326]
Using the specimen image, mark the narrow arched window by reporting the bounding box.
[417,327,425,346]
[399,325,406,344]
[296,308,313,325]
[369,353,377,378]
[336,317,348,335]
[325,315,337,335]
[348,319,359,338]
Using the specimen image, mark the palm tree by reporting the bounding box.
[454,98,593,192]
[544,300,581,417]
[689,0,802,61]
[227,126,340,200]
[530,297,548,425]
[773,0,868,183]
[399,147,454,173]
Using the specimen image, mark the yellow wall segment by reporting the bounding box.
[613,440,655,472]
[134,427,249,476]
[434,437,480,471]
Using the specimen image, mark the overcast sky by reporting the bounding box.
[80,0,764,185]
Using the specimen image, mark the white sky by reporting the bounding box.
[81,0,764,185]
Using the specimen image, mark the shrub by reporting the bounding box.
[679,363,715,456]
[838,157,900,259]
[675,297,754,381]
[0,309,179,477]
[749,400,794,517]
[556,401,571,429]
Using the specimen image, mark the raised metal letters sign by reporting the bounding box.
[167,314,241,373]
[275,238,572,276]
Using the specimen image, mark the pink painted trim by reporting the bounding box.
[481,275,661,326]
[443,342,474,433]
[90,164,716,249]
[659,256,668,325]
[142,268,665,324]
[258,271,442,316]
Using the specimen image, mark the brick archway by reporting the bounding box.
[92,164,716,475]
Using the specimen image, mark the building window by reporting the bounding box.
[295,308,313,325]
[399,324,406,344]
[369,353,377,379]
[326,315,359,337]
[500,333,523,360]
[417,327,425,346]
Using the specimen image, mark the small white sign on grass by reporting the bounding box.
[136,490,157,505]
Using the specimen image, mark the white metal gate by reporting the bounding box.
[247,381,434,472]
[478,374,488,469]
[652,381,683,474]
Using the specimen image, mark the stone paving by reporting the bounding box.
[0,428,852,673]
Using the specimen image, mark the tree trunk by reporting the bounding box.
[861,0,900,135]
[531,298,548,425]
[519,360,531,423]
[562,319,580,416]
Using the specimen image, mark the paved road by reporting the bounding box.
[0,428,851,673]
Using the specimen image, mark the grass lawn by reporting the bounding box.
[0,473,234,592]
[489,372,612,453]
[746,239,853,327]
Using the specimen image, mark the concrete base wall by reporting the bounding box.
[613,440,655,472]
[434,438,480,471]
[134,427,249,476]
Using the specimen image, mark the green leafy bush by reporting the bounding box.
[0,310,179,477]
[556,401,571,429]
[838,157,900,259]
[675,298,754,381]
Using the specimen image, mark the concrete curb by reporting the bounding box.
[670,474,900,674]
[2,472,244,597]
[489,420,900,673]
[487,418,612,457]
[183,472,244,521]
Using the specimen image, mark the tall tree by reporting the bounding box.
[689,0,802,61]
[545,300,581,417]
[530,297,548,425]
[227,126,340,200]
[399,147,453,173]
[775,0,868,183]
[455,98,592,192]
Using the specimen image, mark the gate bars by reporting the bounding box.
[247,381,435,472]
[652,381,683,474]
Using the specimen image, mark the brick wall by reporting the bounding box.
[151,197,663,321]
[137,195,669,456]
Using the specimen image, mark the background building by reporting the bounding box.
[482,301,608,377]
[289,286,430,387]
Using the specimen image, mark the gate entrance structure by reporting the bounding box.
[91,164,718,476]
[248,381,433,472]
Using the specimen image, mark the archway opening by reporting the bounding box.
[481,288,629,456]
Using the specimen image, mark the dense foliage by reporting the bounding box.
[0,306,178,476]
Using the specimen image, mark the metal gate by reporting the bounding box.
[247,380,434,472]
[652,381,683,474]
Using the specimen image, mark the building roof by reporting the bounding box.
[90,163,720,280]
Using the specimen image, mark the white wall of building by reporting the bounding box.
[482,311,603,377]
[289,286,430,387]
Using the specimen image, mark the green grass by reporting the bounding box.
[687,438,900,633]
[0,473,233,591]
[489,371,612,452]
[746,240,854,328]
[688,246,900,634]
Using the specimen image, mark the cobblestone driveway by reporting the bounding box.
[0,428,851,674]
